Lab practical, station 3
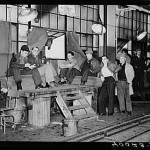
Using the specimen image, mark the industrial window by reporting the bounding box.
[117,5,149,56]
[0,5,100,56]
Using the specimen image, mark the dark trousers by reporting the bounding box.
[59,68,81,83]
[12,67,42,86]
[81,69,97,83]
[98,76,115,114]
[133,68,144,92]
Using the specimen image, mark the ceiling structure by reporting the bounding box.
[140,5,150,11]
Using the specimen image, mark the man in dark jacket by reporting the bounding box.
[131,48,147,92]
[28,46,57,88]
[8,45,44,90]
[80,50,101,85]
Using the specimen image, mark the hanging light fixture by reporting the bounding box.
[18,5,38,23]
[137,30,147,41]
[136,12,147,41]
[91,12,106,35]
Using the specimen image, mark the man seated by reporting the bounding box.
[59,51,81,84]
[8,45,44,90]
[28,46,57,88]
[80,50,101,86]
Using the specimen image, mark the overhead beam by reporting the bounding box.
[127,5,150,14]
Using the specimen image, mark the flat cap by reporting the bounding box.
[21,45,30,52]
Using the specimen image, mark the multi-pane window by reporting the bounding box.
[0,4,99,55]
[117,5,149,56]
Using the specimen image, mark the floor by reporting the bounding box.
[0,100,150,142]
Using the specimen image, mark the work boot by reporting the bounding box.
[45,82,50,88]
[16,81,22,90]
[35,84,45,89]
[120,110,125,114]
[80,81,85,86]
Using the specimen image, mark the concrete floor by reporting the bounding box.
[0,101,150,142]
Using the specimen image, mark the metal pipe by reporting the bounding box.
[104,5,107,56]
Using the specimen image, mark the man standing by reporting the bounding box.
[80,50,101,86]
[59,51,81,84]
[116,53,134,116]
[8,45,43,90]
[98,55,121,116]
[131,48,146,92]
[121,48,132,64]
[28,46,57,88]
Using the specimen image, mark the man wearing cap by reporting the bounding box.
[116,53,134,116]
[8,45,43,90]
[80,50,101,85]
[131,48,147,92]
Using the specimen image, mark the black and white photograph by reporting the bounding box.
[0,4,150,148]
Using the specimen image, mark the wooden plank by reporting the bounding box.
[18,83,97,97]
[19,84,80,94]
[55,92,73,119]
[0,107,14,111]
[63,95,83,101]
[68,104,89,111]
[78,90,96,114]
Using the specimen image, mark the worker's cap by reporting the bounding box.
[21,45,30,52]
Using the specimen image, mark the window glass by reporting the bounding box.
[0,5,6,21]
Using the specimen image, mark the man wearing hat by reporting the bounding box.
[131,48,147,92]
[80,50,101,85]
[8,45,43,90]
[116,53,134,116]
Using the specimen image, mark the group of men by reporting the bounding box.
[8,45,101,91]
[98,47,149,117]
[8,45,57,90]
[97,52,134,116]
[59,49,136,116]
[8,44,146,117]
[59,50,101,86]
